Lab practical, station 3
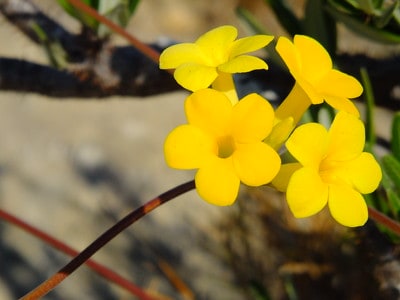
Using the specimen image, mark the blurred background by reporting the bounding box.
[0,0,399,299]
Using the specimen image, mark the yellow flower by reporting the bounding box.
[159,25,273,92]
[275,35,363,123]
[273,111,382,227]
[164,89,281,206]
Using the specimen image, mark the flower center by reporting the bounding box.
[217,135,235,158]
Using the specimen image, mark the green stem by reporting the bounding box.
[20,180,196,299]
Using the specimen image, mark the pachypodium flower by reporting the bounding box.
[159,25,273,98]
[275,35,363,123]
[273,111,381,227]
[164,89,281,206]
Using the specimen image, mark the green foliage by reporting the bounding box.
[326,0,400,43]
[360,67,376,149]
[303,0,337,56]
[391,112,400,160]
[262,0,303,36]
[56,0,141,36]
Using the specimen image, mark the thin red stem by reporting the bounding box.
[66,0,161,65]
[368,206,400,236]
[20,180,195,299]
[0,209,157,300]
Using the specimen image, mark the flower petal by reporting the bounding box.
[159,43,205,69]
[231,93,274,142]
[326,111,364,161]
[174,64,218,91]
[195,156,240,206]
[286,167,329,217]
[271,162,302,192]
[233,142,281,186]
[286,123,328,168]
[294,35,332,83]
[185,89,232,137]
[218,55,268,73]
[296,77,324,104]
[324,96,360,117]
[318,70,363,99]
[346,152,382,194]
[328,184,368,227]
[196,25,237,65]
[276,36,301,72]
[230,35,274,58]
[164,125,216,169]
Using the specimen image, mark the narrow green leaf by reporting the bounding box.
[391,112,400,160]
[328,0,360,13]
[387,189,400,218]
[382,155,400,190]
[235,7,286,70]
[263,0,303,36]
[56,0,98,29]
[303,0,337,56]
[128,0,141,14]
[373,0,399,28]
[360,67,376,147]
[326,4,400,43]
[372,0,385,9]
[358,0,377,14]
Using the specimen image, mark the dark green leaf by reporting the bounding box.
[373,0,399,28]
[391,113,400,160]
[235,7,286,70]
[128,0,141,14]
[303,0,337,56]
[358,0,377,14]
[326,4,400,43]
[382,155,400,190]
[360,67,376,147]
[263,0,303,36]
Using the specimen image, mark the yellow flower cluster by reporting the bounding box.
[160,25,382,227]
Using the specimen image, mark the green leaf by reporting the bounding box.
[235,7,286,70]
[128,0,141,14]
[263,0,303,36]
[303,0,337,56]
[382,155,400,191]
[391,113,400,160]
[387,188,400,218]
[326,4,400,43]
[360,67,376,147]
[373,0,399,28]
[56,0,99,29]
[358,0,377,14]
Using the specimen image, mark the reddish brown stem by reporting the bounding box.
[368,206,400,236]
[20,180,195,299]
[66,0,162,65]
[0,209,159,300]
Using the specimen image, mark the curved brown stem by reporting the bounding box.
[20,180,195,299]
[66,0,162,65]
[0,208,161,299]
[368,206,400,236]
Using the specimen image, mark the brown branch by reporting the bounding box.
[21,180,196,299]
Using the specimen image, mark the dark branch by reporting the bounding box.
[0,0,399,105]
